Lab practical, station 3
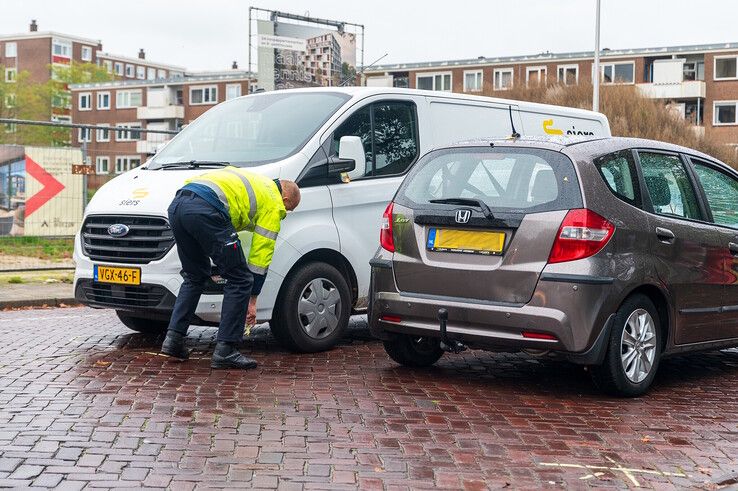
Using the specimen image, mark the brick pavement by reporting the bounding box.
[0,307,737,489]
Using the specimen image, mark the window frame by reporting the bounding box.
[225,83,242,100]
[96,91,111,110]
[115,123,143,142]
[526,66,547,86]
[714,55,738,81]
[5,42,17,58]
[78,92,92,111]
[125,64,135,78]
[713,101,738,126]
[685,154,738,230]
[81,45,93,62]
[557,64,579,85]
[5,67,17,83]
[593,150,643,208]
[114,62,124,76]
[415,72,452,92]
[78,127,92,143]
[189,85,218,105]
[115,89,143,109]
[96,156,110,174]
[601,61,636,85]
[463,70,484,92]
[115,156,141,174]
[493,68,514,91]
[52,39,72,58]
[136,66,145,80]
[96,124,110,142]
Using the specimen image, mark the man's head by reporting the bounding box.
[279,180,301,211]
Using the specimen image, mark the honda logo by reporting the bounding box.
[455,209,471,224]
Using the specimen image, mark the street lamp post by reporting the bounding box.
[593,0,602,112]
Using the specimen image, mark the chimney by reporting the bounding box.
[138,48,145,60]
[232,60,238,69]
[30,19,38,32]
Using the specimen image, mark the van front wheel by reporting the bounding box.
[270,262,351,353]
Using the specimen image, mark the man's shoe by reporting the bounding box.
[160,331,190,360]
[211,342,257,370]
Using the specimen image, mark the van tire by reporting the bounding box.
[591,294,662,397]
[116,311,169,334]
[270,262,351,353]
[383,335,444,367]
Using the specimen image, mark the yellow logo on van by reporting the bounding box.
[132,188,149,199]
[543,119,564,135]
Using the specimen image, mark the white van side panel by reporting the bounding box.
[517,108,610,137]
[428,100,523,146]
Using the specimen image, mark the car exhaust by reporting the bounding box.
[437,308,467,353]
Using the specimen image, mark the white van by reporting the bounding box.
[73,87,610,352]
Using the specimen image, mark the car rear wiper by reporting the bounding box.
[156,160,232,170]
[429,197,496,221]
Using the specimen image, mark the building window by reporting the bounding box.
[78,128,92,143]
[116,123,142,141]
[5,68,16,83]
[416,72,452,92]
[5,42,17,58]
[78,92,91,111]
[136,66,145,80]
[125,64,135,78]
[114,62,123,76]
[526,66,547,86]
[96,156,109,174]
[97,92,110,110]
[190,86,218,104]
[493,68,513,90]
[463,71,483,92]
[714,102,738,125]
[96,125,110,142]
[602,61,635,84]
[5,94,16,108]
[116,90,143,108]
[81,46,93,62]
[557,65,578,85]
[683,61,704,81]
[715,56,738,80]
[157,69,166,79]
[147,67,156,80]
[116,156,141,174]
[52,39,72,58]
[4,122,17,133]
[52,94,70,109]
[102,60,113,73]
[226,84,242,100]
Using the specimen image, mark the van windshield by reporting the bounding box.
[148,91,350,169]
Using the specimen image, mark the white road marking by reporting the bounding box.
[539,461,690,487]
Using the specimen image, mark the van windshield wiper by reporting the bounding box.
[429,197,496,221]
[155,160,232,170]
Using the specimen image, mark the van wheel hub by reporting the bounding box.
[297,278,341,340]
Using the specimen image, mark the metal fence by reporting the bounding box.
[0,118,178,272]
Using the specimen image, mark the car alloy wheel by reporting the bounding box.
[620,308,657,384]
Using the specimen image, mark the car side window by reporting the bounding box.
[691,159,738,229]
[594,150,641,207]
[638,151,702,220]
[330,100,418,178]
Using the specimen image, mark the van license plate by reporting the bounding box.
[94,265,141,285]
[427,228,505,255]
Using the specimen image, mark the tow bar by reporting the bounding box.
[438,308,467,353]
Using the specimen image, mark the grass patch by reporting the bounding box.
[0,236,74,261]
[0,271,73,284]
[7,276,23,284]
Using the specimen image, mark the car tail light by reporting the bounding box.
[380,314,402,323]
[380,202,395,252]
[548,209,614,264]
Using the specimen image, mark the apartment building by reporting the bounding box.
[0,20,184,122]
[70,70,254,184]
[303,34,342,87]
[364,42,738,152]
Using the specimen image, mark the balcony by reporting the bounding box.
[136,105,184,120]
[637,80,706,99]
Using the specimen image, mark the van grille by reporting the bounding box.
[81,215,174,264]
[77,280,171,309]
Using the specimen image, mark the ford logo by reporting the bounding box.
[107,223,130,237]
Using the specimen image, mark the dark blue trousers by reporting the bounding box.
[166,190,253,343]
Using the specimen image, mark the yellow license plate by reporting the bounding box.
[94,265,141,285]
[427,228,505,255]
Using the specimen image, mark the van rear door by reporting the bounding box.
[390,146,583,304]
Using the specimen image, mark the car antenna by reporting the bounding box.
[508,105,521,139]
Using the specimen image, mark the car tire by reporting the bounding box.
[592,294,662,397]
[270,262,351,353]
[383,334,444,367]
[116,311,169,334]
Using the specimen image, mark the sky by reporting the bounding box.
[1,0,737,72]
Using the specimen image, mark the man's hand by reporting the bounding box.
[246,296,258,326]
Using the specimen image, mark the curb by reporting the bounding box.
[0,297,80,310]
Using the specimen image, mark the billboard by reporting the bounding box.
[255,12,359,91]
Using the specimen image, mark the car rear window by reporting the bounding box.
[396,147,582,212]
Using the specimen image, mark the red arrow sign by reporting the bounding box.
[25,155,65,217]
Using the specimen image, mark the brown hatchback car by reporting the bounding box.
[368,136,738,396]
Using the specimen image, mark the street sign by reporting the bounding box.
[72,164,96,175]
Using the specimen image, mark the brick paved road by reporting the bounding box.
[1,307,737,490]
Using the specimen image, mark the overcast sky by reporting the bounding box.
[2,0,737,72]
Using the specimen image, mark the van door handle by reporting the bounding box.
[655,227,675,243]
[730,242,738,256]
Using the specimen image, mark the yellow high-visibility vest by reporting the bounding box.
[186,167,286,275]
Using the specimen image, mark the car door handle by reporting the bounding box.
[655,227,675,243]
[730,242,738,256]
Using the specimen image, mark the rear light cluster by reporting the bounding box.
[548,208,614,264]
[380,202,395,252]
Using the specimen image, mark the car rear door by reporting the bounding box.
[636,150,725,344]
[688,156,738,339]
[391,146,582,304]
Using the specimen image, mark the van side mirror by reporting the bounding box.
[334,136,365,179]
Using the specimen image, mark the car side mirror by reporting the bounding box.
[336,136,366,180]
